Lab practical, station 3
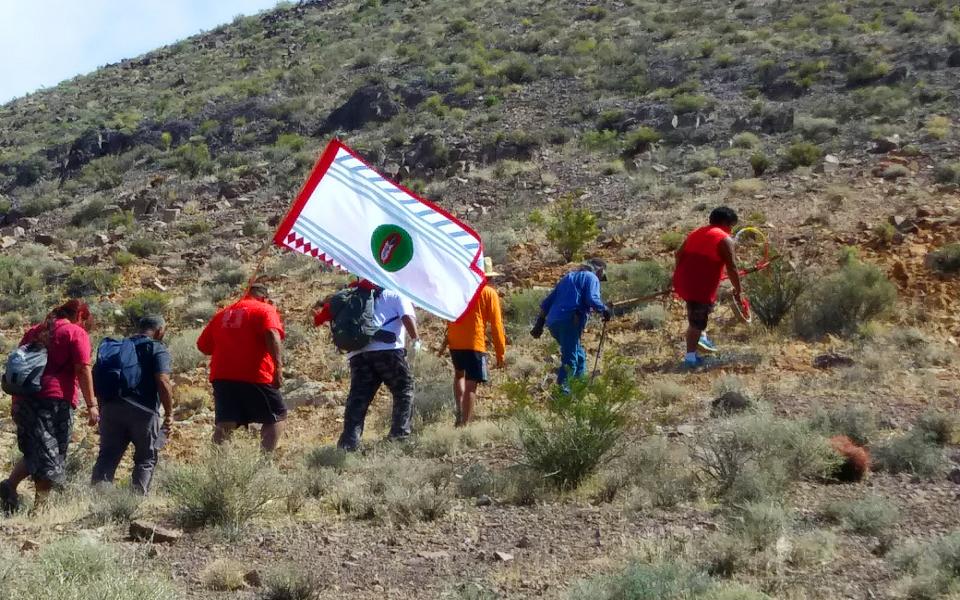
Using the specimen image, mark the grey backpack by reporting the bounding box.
[2,343,48,397]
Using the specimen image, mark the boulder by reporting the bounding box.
[760,107,794,134]
[812,352,855,369]
[871,135,900,154]
[320,84,401,133]
[12,226,25,238]
[17,217,39,230]
[710,391,751,416]
[284,381,335,408]
[34,234,55,246]
[160,208,180,224]
[129,520,182,544]
[949,50,960,68]
[0,236,16,249]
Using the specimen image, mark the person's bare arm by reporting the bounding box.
[719,237,742,297]
[75,363,98,426]
[402,315,419,341]
[265,329,283,388]
[156,373,174,434]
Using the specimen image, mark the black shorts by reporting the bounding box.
[212,380,287,426]
[450,350,488,383]
[686,301,714,331]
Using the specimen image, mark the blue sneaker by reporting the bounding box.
[698,333,719,353]
[683,355,705,369]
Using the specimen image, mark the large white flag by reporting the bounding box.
[273,139,485,321]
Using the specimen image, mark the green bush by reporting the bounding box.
[933,163,960,185]
[113,251,136,268]
[168,141,212,178]
[792,259,896,340]
[0,247,69,314]
[260,567,323,600]
[926,243,960,274]
[163,439,287,531]
[809,405,877,446]
[457,463,496,498]
[121,290,169,328]
[503,288,545,338]
[499,56,536,83]
[64,267,119,298]
[672,93,710,114]
[80,156,124,191]
[781,141,821,170]
[328,457,452,524]
[581,129,620,152]
[623,127,661,156]
[889,532,960,599]
[570,560,769,600]
[305,445,357,472]
[89,485,142,525]
[70,197,107,225]
[730,501,793,550]
[210,257,247,287]
[850,86,910,119]
[602,436,698,508]
[749,152,770,176]
[692,412,839,504]
[166,328,204,373]
[732,132,761,149]
[530,195,600,262]
[512,360,637,489]
[915,410,959,446]
[873,430,946,479]
[746,261,805,328]
[604,260,668,304]
[128,237,160,258]
[635,304,667,330]
[0,537,175,599]
[823,495,900,537]
[846,57,891,86]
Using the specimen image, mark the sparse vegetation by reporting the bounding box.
[530,195,600,261]
[792,259,896,340]
[745,260,804,328]
[823,495,900,537]
[873,430,946,479]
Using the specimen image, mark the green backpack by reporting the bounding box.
[328,287,382,352]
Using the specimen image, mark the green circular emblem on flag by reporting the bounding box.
[371,224,414,272]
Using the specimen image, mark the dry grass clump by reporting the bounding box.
[88,484,142,525]
[260,566,323,600]
[201,558,248,591]
[598,436,698,509]
[792,259,895,340]
[889,532,960,599]
[872,430,946,479]
[823,495,900,538]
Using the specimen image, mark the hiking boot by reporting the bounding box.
[0,480,20,516]
[697,333,719,353]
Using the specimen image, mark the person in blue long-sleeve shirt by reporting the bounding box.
[532,258,612,389]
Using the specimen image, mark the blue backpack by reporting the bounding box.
[93,338,148,402]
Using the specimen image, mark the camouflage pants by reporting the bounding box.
[13,398,73,485]
[337,350,414,451]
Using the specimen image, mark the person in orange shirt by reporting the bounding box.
[196,283,286,451]
[444,258,506,427]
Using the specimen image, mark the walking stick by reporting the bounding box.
[590,320,608,384]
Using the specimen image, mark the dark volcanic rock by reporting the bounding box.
[760,106,794,134]
[710,391,751,416]
[321,84,401,133]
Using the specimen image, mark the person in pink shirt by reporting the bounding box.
[0,300,98,515]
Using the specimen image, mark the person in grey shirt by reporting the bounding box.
[91,315,173,494]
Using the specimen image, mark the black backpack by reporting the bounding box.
[328,288,400,352]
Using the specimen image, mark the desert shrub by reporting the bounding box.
[934,163,960,185]
[499,56,536,83]
[412,353,454,426]
[70,197,107,225]
[530,195,599,261]
[686,148,717,171]
[166,328,204,373]
[623,127,661,156]
[792,259,895,340]
[890,532,960,599]
[163,439,287,531]
[636,304,667,330]
[926,243,960,274]
[749,152,770,176]
[64,267,119,297]
[210,257,247,286]
[305,445,357,472]
[795,116,838,142]
[823,495,900,537]
[604,436,698,508]
[569,561,718,600]
[692,412,839,504]
[242,218,268,238]
[732,132,760,149]
[168,141,212,178]
[183,299,217,323]
[780,141,821,170]
[20,193,61,217]
[329,457,453,524]
[699,533,749,578]
[482,228,518,265]
[457,463,496,498]
[846,56,891,86]
[704,166,724,178]
[512,360,637,489]
[202,559,247,591]
[604,260,668,303]
[120,290,169,328]
[127,237,160,258]
[0,248,68,314]
[851,86,910,119]
[730,501,793,550]
[260,566,323,600]
[915,410,959,446]
[80,156,124,191]
[0,537,176,599]
[503,287,544,338]
[730,178,763,194]
[661,231,685,251]
[745,260,804,328]
[809,405,877,446]
[788,529,838,569]
[89,485,142,525]
[113,251,136,268]
[873,430,946,478]
[581,129,620,152]
[925,115,951,140]
[672,93,710,114]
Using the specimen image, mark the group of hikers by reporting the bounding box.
[0,206,742,513]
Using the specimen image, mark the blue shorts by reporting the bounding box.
[450,350,488,383]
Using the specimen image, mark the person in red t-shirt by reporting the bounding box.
[197,283,286,451]
[1,300,97,515]
[672,207,742,368]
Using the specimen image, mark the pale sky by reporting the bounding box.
[0,0,280,103]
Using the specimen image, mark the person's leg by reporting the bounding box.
[260,421,285,452]
[212,380,239,444]
[574,328,588,380]
[35,401,73,513]
[337,354,381,450]
[378,351,415,440]
[460,380,479,426]
[6,460,29,489]
[91,403,131,486]
[453,370,466,427]
[129,408,161,494]
[684,303,711,363]
[549,318,579,388]
[213,422,238,444]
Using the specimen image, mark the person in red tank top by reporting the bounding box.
[672,207,742,367]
